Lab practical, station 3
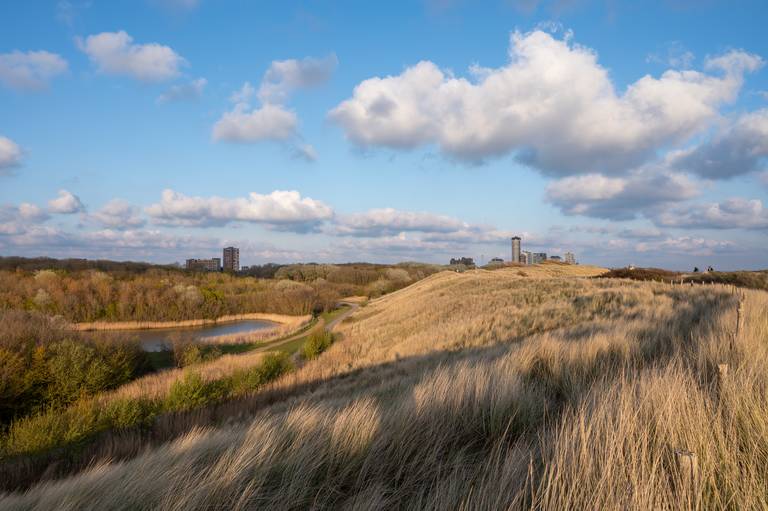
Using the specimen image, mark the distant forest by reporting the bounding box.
[0,257,442,323]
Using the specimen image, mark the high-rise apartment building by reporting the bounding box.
[223,246,240,272]
[511,236,521,263]
[565,252,576,264]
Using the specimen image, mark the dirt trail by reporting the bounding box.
[252,301,360,353]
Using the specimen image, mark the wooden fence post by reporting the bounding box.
[675,449,699,500]
[717,364,729,389]
[736,300,744,337]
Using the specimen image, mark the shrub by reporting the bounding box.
[230,353,293,394]
[302,331,334,360]
[170,335,222,368]
[165,372,227,412]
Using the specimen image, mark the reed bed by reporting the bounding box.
[2,271,765,510]
[71,313,310,332]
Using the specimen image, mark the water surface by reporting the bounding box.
[99,320,274,351]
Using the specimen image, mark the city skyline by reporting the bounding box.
[1,1,767,270]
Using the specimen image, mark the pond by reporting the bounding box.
[97,320,276,352]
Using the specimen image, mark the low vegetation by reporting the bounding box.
[0,261,440,323]
[600,266,768,290]
[0,351,292,487]
[301,331,334,360]
[2,266,767,509]
[0,310,150,426]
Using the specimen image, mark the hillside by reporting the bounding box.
[2,270,767,509]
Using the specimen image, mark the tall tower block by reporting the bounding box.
[511,236,521,264]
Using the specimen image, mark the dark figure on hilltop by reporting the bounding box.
[707,266,714,272]
[693,267,699,273]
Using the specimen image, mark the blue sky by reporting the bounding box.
[1,0,767,269]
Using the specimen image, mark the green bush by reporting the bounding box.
[302,331,334,360]
[103,398,158,430]
[170,335,223,368]
[230,352,293,394]
[165,372,227,412]
[4,399,102,456]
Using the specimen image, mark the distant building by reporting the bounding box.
[550,255,562,262]
[186,258,220,271]
[531,252,547,264]
[223,246,240,272]
[565,252,576,265]
[511,236,521,264]
[450,257,475,267]
[240,265,250,272]
[521,251,532,265]
[490,257,504,264]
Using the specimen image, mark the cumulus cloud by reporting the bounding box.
[89,199,146,229]
[213,54,335,156]
[635,236,735,256]
[258,54,338,104]
[77,31,185,82]
[0,136,23,172]
[646,41,695,69]
[654,198,768,230]
[146,189,334,231]
[211,103,298,143]
[546,168,698,220]
[48,190,85,214]
[334,208,469,237]
[157,77,207,104]
[229,81,255,103]
[0,50,68,91]
[0,203,50,235]
[672,108,768,179]
[330,29,761,176]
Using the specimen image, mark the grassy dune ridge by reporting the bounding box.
[2,269,767,509]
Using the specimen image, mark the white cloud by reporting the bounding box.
[157,77,207,104]
[229,81,255,104]
[18,203,49,222]
[212,103,298,143]
[334,208,469,237]
[89,199,145,229]
[546,168,698,220]
[646,41,695,69]
[77,31,185,82]
[258,54,338,104]
[635,236,735,257]
[0,50,68,91]
[0,136,23,172]
[654,198,768,230]
[146,189,334,231]
[48,190,85,214]
[330,29,762,176]
[212,54,335,155]
[0,203,50,236]
[672,108,768,179]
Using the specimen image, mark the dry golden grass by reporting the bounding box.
[102,350,271,403]
[72,313,310,332]
[495,260,609,278]
[2,270,766,510]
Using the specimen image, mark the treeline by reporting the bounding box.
[0,263,441,323]
[599,267,768,290]
[0,256,176,274]
[0,310,150,426]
